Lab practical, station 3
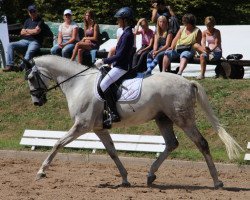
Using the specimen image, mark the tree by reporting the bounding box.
[1,0,249,25]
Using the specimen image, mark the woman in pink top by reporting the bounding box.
[195,16,222,79]
[71,10,99,64]
[132,18,154,72]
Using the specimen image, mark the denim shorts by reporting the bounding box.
[164,49,195,61]
[202,51,222,61]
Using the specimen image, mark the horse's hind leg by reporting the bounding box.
[183,125,223,189]
[147,115,179,185]
[36,121,86,180]
[96,130,130,187]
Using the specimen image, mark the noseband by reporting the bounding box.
[25,65,48,99]
[26,61,93,98]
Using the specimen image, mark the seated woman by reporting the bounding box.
[194,16,222,79]
[162,13,202,75]
[50,9,79,58]
[132,18,154,72]
[145,15,173,75]
[70,10,99,64]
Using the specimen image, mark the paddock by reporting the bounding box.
[0,150,249,200]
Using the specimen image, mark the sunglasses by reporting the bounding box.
[65,14,71,17]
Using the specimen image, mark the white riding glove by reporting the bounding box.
[95,59,104,69]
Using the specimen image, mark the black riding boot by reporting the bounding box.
[103,88,121,123]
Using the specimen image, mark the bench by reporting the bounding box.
[40,23,250,77]
[173,57,250,79]
[20,129,165,156]
[6,22,117,65]
[244,142,250,161]
[151,53,250,79]
[38,22,117,63]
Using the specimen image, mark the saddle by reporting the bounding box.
[97,66,139,129]
[97,66,138,100]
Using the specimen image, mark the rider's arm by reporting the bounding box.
[104,31,133,64]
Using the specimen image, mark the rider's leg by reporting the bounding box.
[100,67,127,122]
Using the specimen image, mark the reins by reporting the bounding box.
[27,61,93,97]
[45,66,93,92]
[19,54,94,94]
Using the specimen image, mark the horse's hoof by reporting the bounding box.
[214,180,224,189]
[147,174,156,186]
[121,181,131,187]
[36,172,46,180]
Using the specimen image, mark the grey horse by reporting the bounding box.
[26,55,242,188]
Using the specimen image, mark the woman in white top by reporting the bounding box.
[51,9,79,58]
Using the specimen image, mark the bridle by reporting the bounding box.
[26,60,93,99]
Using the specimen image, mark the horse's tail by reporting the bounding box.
[191,80,244,160]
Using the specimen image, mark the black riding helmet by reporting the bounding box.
[114,7,134,19]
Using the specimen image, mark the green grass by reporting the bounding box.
[0,71,249,164]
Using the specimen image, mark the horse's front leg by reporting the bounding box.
[36,120,87,180]
[95,130,130,187]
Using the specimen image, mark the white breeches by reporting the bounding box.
[100,67,127,92]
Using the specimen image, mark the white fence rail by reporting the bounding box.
[20,129,165,156]
[244,142,250,161]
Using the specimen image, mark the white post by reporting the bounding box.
[0,16,9,68]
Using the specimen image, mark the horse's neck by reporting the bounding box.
[39,60,88,84]
[36,56,97,100]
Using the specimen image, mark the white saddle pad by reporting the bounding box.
[95,73,144,103]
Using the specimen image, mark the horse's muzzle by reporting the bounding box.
[31,95,47,106]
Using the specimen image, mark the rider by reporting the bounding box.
[95,7,135,123]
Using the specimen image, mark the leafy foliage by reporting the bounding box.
[0,0,249,25]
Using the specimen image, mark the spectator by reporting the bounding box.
[132,18,154,72]
[195,16,222,79]
[50,9,79,58]
[3,4,45,72]
[151,0,180,37]
[144,15,173,75]
[162,13,202,75]
[70,10,99,64]
[95,7,135,124]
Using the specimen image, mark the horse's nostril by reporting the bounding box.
[34,101,43,106]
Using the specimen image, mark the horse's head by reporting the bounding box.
[25,60,48,106]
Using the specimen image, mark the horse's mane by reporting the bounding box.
[34,55,97,75]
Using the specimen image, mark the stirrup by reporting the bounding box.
[103,109,112,129]
[102,110,120,129]
[103,118,112,129]
[110,112,120,122]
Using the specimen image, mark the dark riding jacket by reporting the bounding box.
[103,26,134,71]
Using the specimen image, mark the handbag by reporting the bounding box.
[226,54,243,60]
[176,45,192,54]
